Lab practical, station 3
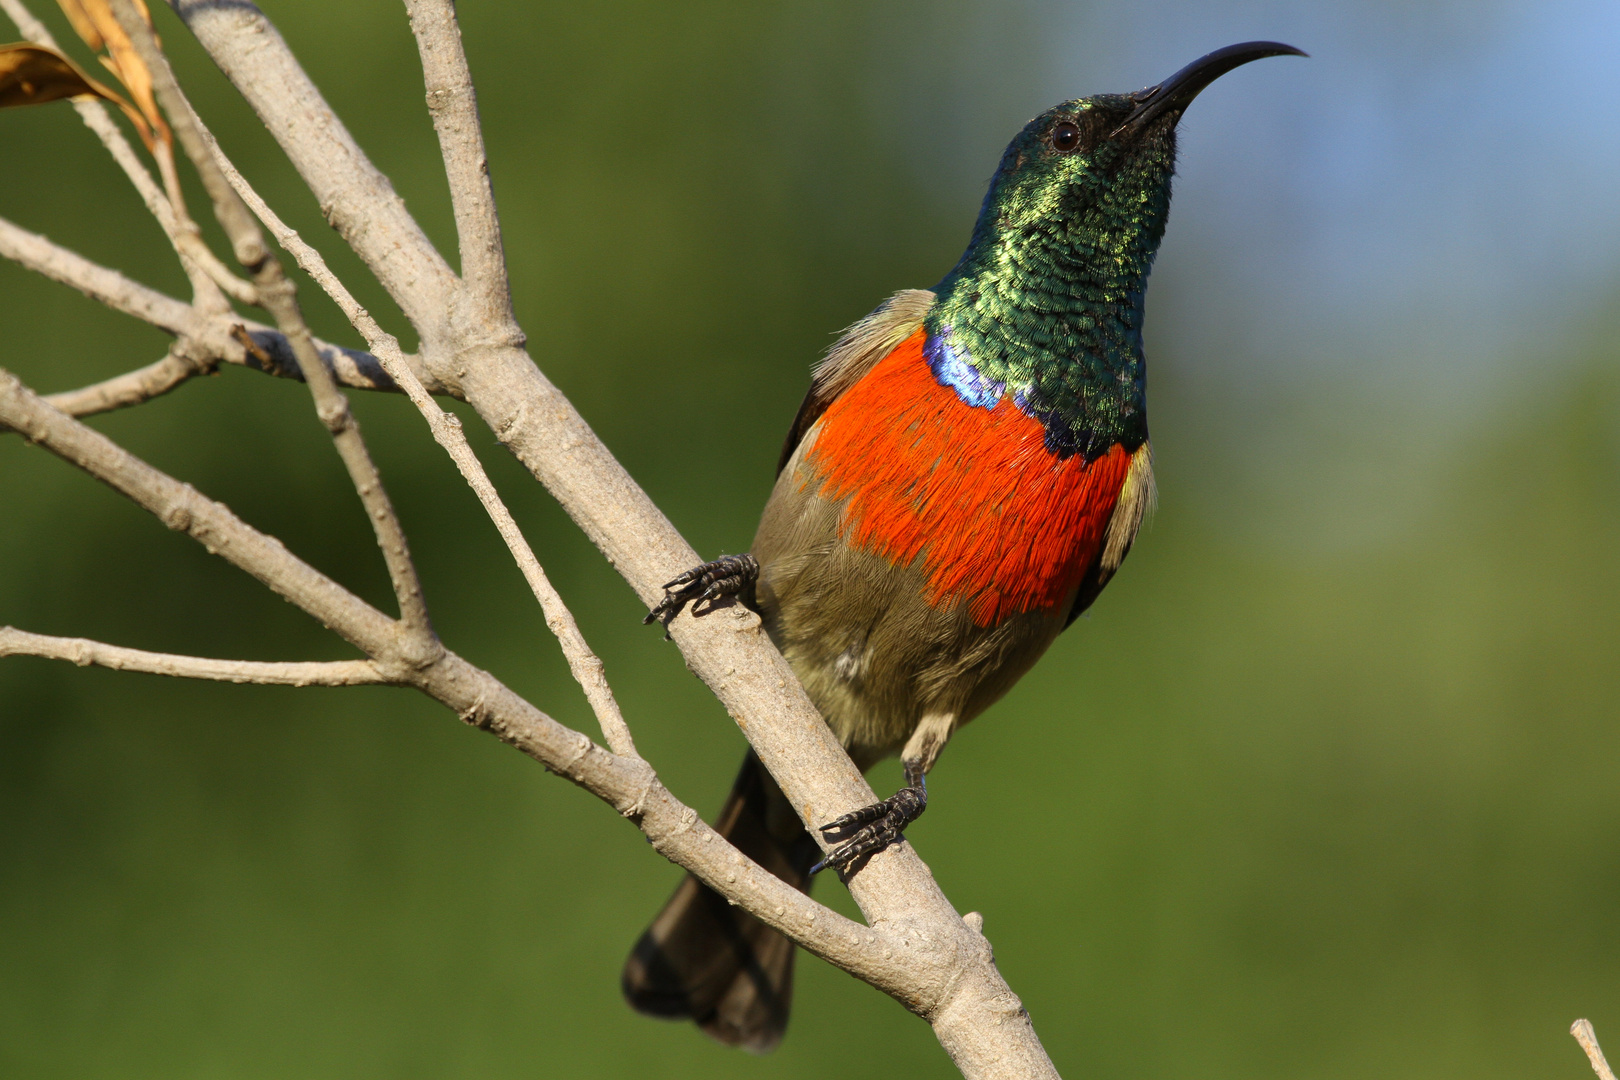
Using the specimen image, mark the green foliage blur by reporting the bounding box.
[2,1,1617,1078]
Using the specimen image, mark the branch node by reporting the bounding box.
[457,693,491,730]
[230,324,273,365]
[315,398,352,434]
[160,502,194,533]
[622,765,657,820]
[561,731,594,774]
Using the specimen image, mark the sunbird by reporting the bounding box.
[624,41,1306,1051]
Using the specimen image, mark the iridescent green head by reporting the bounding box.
[927,42,1305,460]
[969,94,1176,255]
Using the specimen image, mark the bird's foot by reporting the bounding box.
[810,780,927,876]
[643,553,759,637]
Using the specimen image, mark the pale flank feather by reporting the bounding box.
[1100,442,1155,574]
[777,290,936,474]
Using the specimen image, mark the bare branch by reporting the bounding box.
[0,213,451,407]
[0,627,390,685]
[403,0,512,320]
[0,214,193,332]
[112,0,434,645]
[44,344,211,417]
[187,90,637,759]
[264,270,436,640]
[0,365,402,657]
[168,5,1061,1074]
[406,650,926,1000]
[148,130,259,306]
[237,328,435,396]
[1576,1021,1619,1080]
[1,0,246,310]
[438,410,642,758]
[169,0,458,334]
[0,366,923,1001]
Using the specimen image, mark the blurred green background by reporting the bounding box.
[2,0,1618,1077]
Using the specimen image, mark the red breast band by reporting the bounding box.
[806,329,1131,626]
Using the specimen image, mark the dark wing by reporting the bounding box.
[777,384,832,477]
[776,289,936,476]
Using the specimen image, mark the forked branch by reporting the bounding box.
[403,0,509,316]
[0,212,444,408]
[173,54,636,759]
[111,0,432,642]
[0,0,1067,1073]
[0,364,923,1001]
[45,343,212,416]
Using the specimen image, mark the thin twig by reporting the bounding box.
[403,0,511,318]
[191,120,638,757]
[0,627,390,686]
[0,366,400,655]
[0,0,248,310]
[110,0,434,648]
[0,213,446,406]
[168,0,458,334]
[1575,1021,1619,1080]
[0,365,914,996]
[44,345,212,417]
[165,7,1059,1073]
[0,214,194,333]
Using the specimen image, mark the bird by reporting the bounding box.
[622,41,1305,1052]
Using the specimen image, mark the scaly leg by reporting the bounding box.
[643,553,759,638]
[812,712,955,876]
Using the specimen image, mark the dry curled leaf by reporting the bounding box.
[0,41,130,112]
[54,0,106,51]
[55,0,167,151]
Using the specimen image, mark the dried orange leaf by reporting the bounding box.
[53,0,168,151]
[56,0,158,50]
[0,41,153,146]
[55,0,104,52]
[1,41,114,106]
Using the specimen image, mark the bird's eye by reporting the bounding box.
[1051,120,1081,153]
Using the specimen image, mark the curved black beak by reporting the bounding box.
[1117,41,1307,136]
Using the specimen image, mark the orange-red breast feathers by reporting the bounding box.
[803,329,1133,627]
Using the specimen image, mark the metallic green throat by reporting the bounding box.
[924,94,1173,460]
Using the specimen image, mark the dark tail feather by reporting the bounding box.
[622,750,821,1053]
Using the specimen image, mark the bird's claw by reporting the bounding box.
[810,784,927,876]
[643,553,759,638]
